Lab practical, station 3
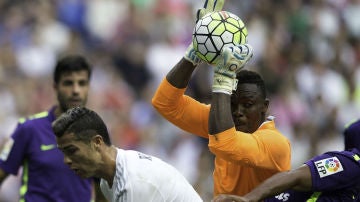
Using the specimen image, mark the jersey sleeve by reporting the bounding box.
[151,78,210,139]
[0,122,30,175]
[208,123,291,171]
[305,151,360,192]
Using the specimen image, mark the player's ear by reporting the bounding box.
[91,135,103,150]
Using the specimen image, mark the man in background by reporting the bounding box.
[0,55,106,201]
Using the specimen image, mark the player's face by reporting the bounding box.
[54,70,90,113]
[231,83,269,133]
[56,132,100,178]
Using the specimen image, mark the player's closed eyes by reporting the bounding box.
[63,147,77,156]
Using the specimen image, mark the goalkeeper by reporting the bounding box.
[151,0,291,197]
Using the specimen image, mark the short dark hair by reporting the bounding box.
[53,55,92,84]
[343,119,360,150]
[235,70,267,98]
[52,107,112,146]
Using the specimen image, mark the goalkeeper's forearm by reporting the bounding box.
[166,58,196,89]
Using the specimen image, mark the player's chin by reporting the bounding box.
[76,170,91,178]
[235,125,249,133]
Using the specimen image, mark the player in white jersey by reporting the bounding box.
[101,148,203,202]
[52,107,203,202]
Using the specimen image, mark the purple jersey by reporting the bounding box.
[0,107,92,202]
[266,148,360,202]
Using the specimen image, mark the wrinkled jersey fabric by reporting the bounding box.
[152,79,291,196]
[100,148,203,202]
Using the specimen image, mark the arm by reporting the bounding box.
[209,125,291,169]
[244,165,312,200]
[167,0,225,88]
[209,45,253,135]
[152,0,226,137]
[0,139,10,186]
[0,168,9,186]
[212,165,312,202]
[166,58,197,88]
[212,194,249,202]
[152,64,210,138]
[167,0,226,88]
[209,93,234,134]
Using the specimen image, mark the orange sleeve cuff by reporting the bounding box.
[208,127,236,143]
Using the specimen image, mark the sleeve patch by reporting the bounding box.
[0,137,14,161]
[314,156,343,178]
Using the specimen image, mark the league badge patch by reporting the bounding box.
[314,157,343,178]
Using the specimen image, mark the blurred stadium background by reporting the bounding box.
[0,0,359,201]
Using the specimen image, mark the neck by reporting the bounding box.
[53,106,64,118]
[101,146,118,187]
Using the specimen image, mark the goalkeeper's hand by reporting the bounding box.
[197,0,225,22]
[212,44,253,95]
[184,0,225,66]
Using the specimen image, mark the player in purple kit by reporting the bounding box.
[0,55,106,201]
[213,119,360,202]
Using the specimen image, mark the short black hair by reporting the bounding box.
[343,119,360,150]
[235,70,267,98]
[53,55,92,84]
[52,107,112,146]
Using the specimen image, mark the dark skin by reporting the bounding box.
[166,58,196,88]
[209,84,269,135]
[166,58,269,135]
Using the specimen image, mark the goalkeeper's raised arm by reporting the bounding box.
[151,0,292,197]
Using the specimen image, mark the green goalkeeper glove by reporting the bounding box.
[184,0,225,66]
[212,44,253,95]
[184,44,202,66]
[197,0,225,23]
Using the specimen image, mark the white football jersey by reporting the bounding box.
[100,148,203,202]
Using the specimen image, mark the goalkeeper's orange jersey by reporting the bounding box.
[152,79,291,196]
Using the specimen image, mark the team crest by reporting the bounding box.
[314,156,343,178]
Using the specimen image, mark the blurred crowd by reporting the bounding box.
[0,0,360,201]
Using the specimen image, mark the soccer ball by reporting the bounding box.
[192,11,248,65]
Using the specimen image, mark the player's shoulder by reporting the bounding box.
[15,110,53,132]
[324,149,360,159]
[122,149,169,169]
[345,118,360,130]
[123,149,155,161]
[260,116,278,130]
[18,111,51,125]
[259,117,290,139]
[309,149,360,169]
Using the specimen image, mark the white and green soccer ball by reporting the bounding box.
[192,11,248,65]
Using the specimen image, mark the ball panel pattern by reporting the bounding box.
[192,10,248,64]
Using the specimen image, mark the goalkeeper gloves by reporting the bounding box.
[184,0,225,66]
[212,44,253,95]
[184,44,202,66]
[196,0,225,23]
